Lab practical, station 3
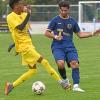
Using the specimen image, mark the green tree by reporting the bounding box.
[22,0,35,4]
[34,0,58,5]
[0,0,6,21]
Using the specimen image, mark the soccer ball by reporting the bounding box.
[32,81,45,95]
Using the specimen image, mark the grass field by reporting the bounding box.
[0,33,100,100]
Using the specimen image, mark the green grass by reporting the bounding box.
[0,33,100,100]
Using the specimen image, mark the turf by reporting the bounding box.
[0,33,100,100]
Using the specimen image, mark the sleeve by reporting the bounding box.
[16,13,30,30]
[47,19,56,32]
[73,21,80,33]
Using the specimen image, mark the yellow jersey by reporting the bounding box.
[7,12,33,53]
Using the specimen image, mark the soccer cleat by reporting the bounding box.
[73,84,85,92]
[59,79,71,90]
[63,79,71,90]
[5,82,13,95]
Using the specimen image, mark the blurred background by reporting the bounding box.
[0,0,100,33]
[0,1,100,99]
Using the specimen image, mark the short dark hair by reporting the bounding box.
[58,1,70,9]
[9,0,21,9]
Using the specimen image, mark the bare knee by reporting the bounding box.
[70,60,79,68]
[56,60,65,69]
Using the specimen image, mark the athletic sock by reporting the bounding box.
[13,69,37,87]
[72,68,80,84]
[41,59,61,81]
[58,68,67,80]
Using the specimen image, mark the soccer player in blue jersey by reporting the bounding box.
[45,1,100,92]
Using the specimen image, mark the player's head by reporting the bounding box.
[9,0,26,14]
[58,1,70,18]
[9,0,21,9]
[58,1,70,9]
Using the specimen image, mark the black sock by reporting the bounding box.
[58,67,66,80]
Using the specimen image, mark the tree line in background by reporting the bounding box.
[0,0,99,21]
[24,0,98,4]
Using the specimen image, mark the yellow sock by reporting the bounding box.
[41,59,61,81]
[13,69,37,87]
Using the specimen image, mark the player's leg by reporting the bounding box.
[52,49,67,80]
[13,65,37,87]
[5,64,37,95]
[70,60,84,92]
[37,57,69,89]
[40,58,68,89]
[5,48,40,95]
[38,57,61,80]
[28,48,69,89]
[21,48,64,86]
[67,50,85,92]
[52,49,71,88]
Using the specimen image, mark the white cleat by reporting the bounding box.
[73,84,85,92]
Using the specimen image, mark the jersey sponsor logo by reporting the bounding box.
[58,23,62,24]
[63,32,70,36]
[67,24,72,29]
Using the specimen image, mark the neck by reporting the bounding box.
[13,9,21,15]
[59,14,69,19]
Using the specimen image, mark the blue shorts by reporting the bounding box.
[52,48,79,67]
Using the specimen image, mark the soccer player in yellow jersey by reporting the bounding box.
[4,0,71,95]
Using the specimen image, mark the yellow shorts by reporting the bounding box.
[21,46,41,66]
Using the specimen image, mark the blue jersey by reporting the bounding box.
[47,15,80,50]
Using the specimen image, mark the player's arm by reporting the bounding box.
[45,17,63,40]
[76,29,100,38]
[16,14,30,30]
[73,21,100,38]
[16,5,31,30]
[45,29,55,39]
[45,29,63,40]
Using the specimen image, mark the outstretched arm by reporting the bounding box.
[76,29,100,38]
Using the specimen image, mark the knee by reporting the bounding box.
[28,64,36,69]
[42,59,48,65]
[70,60,79,68]
[28,64,37,74]
[37,56,43,63]
[57,60,65,69]
[29,69,37,75]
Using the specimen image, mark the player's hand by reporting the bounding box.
[27,5,32,14]
[93,29,100,35]
[23,5,32,14]
[23,6,28,12]
[54,35,63,40]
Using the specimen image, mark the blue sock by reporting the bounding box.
[72,68,80,84]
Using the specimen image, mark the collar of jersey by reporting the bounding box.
[59,15,70,19]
